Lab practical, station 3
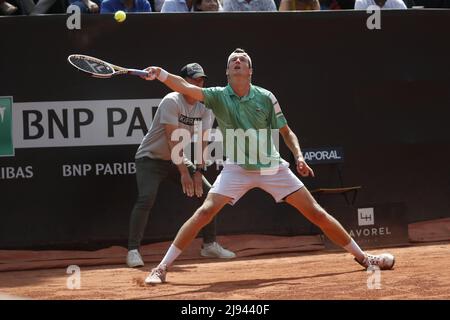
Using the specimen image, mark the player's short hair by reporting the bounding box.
[227,48,252,69]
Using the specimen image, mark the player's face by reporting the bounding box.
[186,77,205,88]
[227,54,252,78]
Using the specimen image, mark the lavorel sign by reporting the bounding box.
[323,203,409,250]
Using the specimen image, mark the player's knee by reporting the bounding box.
[193,206,215,226]
[310,206,330,227]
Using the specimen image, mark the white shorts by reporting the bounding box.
[209,162,304,205]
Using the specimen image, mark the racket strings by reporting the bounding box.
[70,56,115,76]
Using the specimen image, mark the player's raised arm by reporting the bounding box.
[142,66,205,102]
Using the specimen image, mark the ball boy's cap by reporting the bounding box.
[180,63,207,79]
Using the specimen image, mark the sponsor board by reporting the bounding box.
[303,147,344,165]
[323,203,409,250]
[7,98,160,152]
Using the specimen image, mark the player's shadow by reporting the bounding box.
[147,269,362,299]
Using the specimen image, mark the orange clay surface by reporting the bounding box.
[0,242,449,300]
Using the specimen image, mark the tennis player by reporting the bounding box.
[141,49,395,284]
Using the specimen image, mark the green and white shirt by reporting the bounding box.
[203,84,288,170]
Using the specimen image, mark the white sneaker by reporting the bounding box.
[201,242,236,259]
[355,253,395,270]
[145,264,167,284]
[126,249,144,268]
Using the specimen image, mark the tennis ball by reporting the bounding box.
[114,10,126,23]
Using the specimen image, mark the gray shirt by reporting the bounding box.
[223,0,277,11]
[135,92,214,161]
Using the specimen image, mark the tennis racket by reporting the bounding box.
[67,54,149,78]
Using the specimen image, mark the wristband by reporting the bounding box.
[157,68,169,82]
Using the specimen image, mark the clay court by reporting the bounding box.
[0,236,449,300]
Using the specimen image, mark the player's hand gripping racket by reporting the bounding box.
[67,54,149,78]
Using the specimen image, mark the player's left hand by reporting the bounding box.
[193,171,204,198]
[296,157,314,177]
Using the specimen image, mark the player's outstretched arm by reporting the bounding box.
[142,66,204,102]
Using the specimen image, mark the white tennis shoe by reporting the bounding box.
[126,249,144,268]
[356,253,395,270]
[145,264,168,284]
[201,242,236,259]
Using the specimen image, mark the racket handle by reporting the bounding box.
[128,69,149,77]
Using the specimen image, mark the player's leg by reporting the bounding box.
[145,163,252,284]
[173,192,230,250]
[145,192,231,284]
[127,158,169,267]
[285,187,353,248]
[260,164,394,270]
[180,162,236,258]
[260,167,354,251]
[197,173,236,258]
[285,187,395,270]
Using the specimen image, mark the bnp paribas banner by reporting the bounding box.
[0,97,14,157]
[1,97,162,154]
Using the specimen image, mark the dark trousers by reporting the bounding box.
[128,157,216,250]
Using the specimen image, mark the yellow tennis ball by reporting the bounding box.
[114,10,126,23]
